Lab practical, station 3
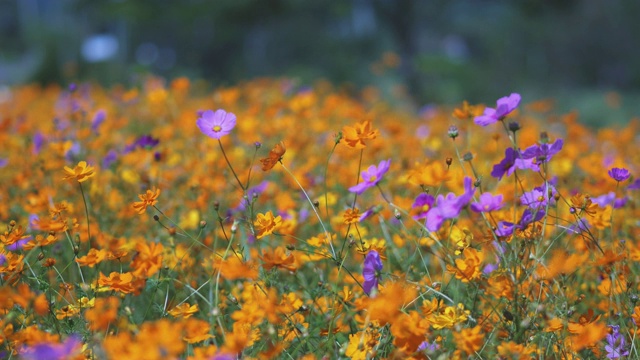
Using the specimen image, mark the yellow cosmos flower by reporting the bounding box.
[62,161,96,182]
[254,211,282,239]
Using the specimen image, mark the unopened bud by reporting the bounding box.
[254,141,262,149]
[394,209,401,220]
[508,121,521,132]
[199,220,207,228]
[446,157,452,166]
[213,201,220,211]
[540,131,549,144]
[463,152,473,161]
[447,125,459,139]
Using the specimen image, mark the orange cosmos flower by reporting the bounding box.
[260,141,286,171]
[98,272,136,294]
[183,318,213,343]
[132,188,161,215]
[453,325,484,355]
[341,120,379,149]
[168,303,199,318]
[85,297,120,331]
[452,100,484,120]
[62,161,96,182]
[131,241,163,277]
[260,247,298,272]
[446,247,485,282]
[254,211,282,239]
[343,208,360,224]
[75,248,108,267]
[210,256,259,280]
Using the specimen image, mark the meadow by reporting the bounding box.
[0,76,638,359]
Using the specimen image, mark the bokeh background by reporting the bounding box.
[2,0,640,125]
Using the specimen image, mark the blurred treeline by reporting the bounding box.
[2,0,640,121]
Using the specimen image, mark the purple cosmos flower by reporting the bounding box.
[521,138,564,164]
[417,340,439,352]
[359,206,378,222]
[32,132,45,155]
[124,135,160,153]
[628,179,640,190]
[362,250,383,295]
[491,147,539,180]
[6,236,30,251]
[21,335,81,360]
[91,109,106,133]
[102,150,118,168]
[196,109,237,139]
[474,93,521,126]
[470,192,504,213]
[412,193,435,220]
[494,208,545,237]
[605,325,629,359]
[608,167,630,182]
[0,158,7,168]
[348,159,391,195]
[426,177,475,231]
[520,183,556,209]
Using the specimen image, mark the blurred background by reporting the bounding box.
[1,0,640,125]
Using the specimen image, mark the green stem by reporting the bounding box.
[218,138,245,191]
[78,182,91,252]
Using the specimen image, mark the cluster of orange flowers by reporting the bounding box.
[0,76,639,359]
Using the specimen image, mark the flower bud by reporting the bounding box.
[508,121,521,132]
[447,125,459,139]
[463,152,473,161]
[446,157,452,166]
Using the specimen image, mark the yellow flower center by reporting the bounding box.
[368,175,377,183]
[212,125,222,132]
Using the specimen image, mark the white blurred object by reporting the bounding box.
[81,34,119,63]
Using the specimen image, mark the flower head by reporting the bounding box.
[132,188,161,214]
[362,250,383,295]
[470,192,504,213]
[605,324,629,358]
[254,211,282,239]
[63,161,96,182]
[260,141,286,171]
[608,167,630,182]
[521,138,564,164]
[349,159,391,195]
[196,109,237,139]
[474,93,521,126]
[491,147,539,180]
[342,120,379,149]
[425,177,475,231]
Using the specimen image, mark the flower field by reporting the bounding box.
[1,76,639,359]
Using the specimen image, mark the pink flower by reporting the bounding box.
[348,159,391,195]
[474,93,521,126]
[196,109,237,139]
[362,250,383,295]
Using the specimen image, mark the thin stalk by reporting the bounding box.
[218,138,245,191]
